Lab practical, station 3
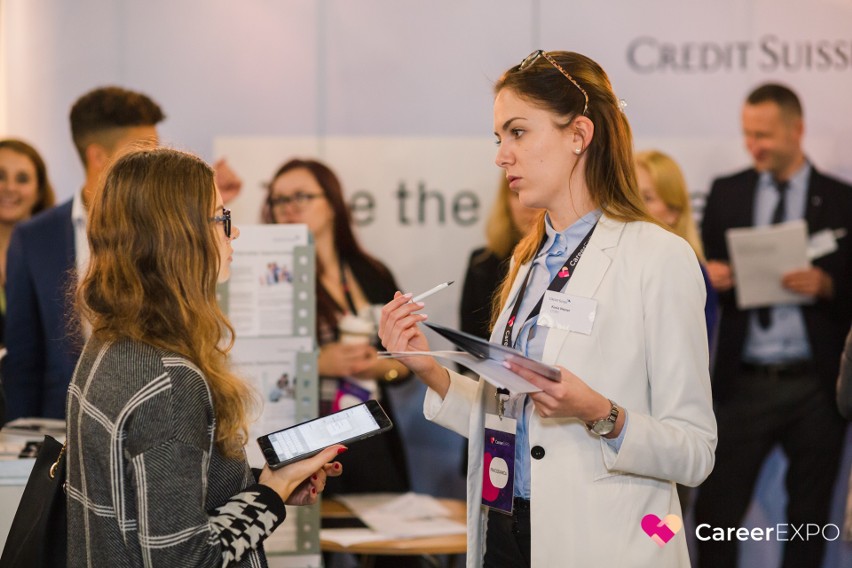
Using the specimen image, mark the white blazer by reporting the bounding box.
[425,215,717,567]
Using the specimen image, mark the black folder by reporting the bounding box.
[423,321,561,382]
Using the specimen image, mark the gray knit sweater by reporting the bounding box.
[66,338,286,567]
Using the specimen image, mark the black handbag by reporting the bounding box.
[0,435,67,568]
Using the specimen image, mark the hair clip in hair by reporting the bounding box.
[618,99,628,113]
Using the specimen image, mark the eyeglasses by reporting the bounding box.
[519,50,589,116]
[268,193,323,209]
[210,207,232,239]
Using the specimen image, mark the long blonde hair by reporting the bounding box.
[635,150,705,262]
[491,51,657,325]
[77,147,256,458]
[484,177,541,260]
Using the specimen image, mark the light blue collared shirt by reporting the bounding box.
[491,209,627,499]
[742,163,813,364]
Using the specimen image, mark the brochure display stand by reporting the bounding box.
[221,224,321,566]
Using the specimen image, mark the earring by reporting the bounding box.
[574,147,582,155]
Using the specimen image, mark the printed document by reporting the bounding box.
[726,220,811,309]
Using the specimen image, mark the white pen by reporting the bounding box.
[411,281,454,303]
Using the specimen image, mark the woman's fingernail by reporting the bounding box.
[337,447,348,455]
[311,486,317,494]
[415,301,425,308]
[311,474,317,480]
[403,293,413,299]
[334,462,341,470]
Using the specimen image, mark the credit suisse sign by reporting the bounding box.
[627,35,852,73]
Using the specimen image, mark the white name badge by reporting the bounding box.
[807,228,842,260]
[537,291,597,335]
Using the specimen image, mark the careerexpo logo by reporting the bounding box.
[695,523,841,542]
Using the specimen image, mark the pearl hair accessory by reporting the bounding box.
[618,99,628,113]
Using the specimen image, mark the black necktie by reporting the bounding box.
[770,179,789,225]
[757,179,790,329]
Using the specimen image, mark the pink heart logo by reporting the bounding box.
[641,514,683,547]
[558,266,570,278]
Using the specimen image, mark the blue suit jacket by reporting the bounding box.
[3,200,80,419]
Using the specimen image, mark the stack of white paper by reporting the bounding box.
[321,492,466,545]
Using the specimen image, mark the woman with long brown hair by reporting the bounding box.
[0,138,56,344]
[262,158,411,497]
[381,51,716,567]
[67,147,344,567]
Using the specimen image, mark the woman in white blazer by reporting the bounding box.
[380,51,716,567]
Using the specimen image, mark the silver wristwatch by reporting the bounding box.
[587,399,619,436]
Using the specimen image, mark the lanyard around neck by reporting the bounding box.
[501,223,597,349]
[338,258,359,315]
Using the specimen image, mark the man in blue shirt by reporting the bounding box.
[695,84,852,568]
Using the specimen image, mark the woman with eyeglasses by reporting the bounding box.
[380,51,716,567]
[66,148,345,567]
[262,158,411,498]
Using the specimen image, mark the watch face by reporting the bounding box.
[592,419,615,436]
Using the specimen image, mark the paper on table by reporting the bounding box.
[379,350,542,393]
[336,492,451,520]
[334,493,466,539]
[726,220,812,309]
[362,518,466,539]
[320,528,395,547]
[2,417,66,438]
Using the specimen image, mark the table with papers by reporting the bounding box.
[320,492,466,561]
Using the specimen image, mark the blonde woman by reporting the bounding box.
[67,148,344,567]
[461,177,539,341]
[635,149,719,355]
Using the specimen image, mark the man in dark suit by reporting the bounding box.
[695,84,852,568]
[2,86,164,420]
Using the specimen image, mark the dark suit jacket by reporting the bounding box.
[2,199,80,419]
[701,166,852,403]
[838,326,852,420]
